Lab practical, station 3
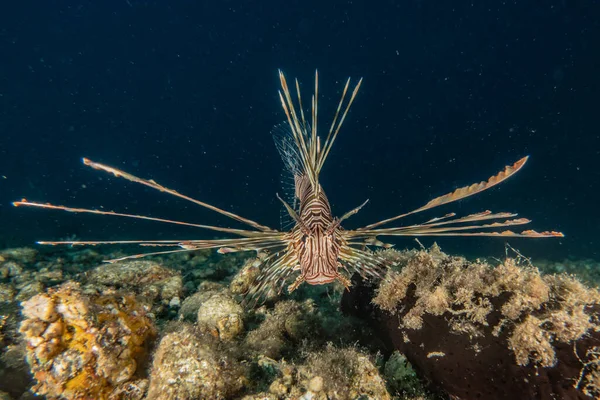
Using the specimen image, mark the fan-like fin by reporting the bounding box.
[360,156,530,230]
[272,122,303,230]
[379,230,564,238]
[272,122,303,178]
[106,248,201,263]
[13,199,268,237]
[346,209,564,241]
[338,245,390,281]
[243,250,298,307]
[56,235,289,263]
[81,158,276,232]
[277,71,362,189]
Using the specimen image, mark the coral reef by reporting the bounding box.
[19,282,156,400]
[146,323,246,400]
[342,246,600,399]
[7,243,563,399]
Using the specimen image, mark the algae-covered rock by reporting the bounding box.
[0,284,15,303]
[0,262,23,280]
[179,281,225,321]
[197,292,244,340]
[261,345,391,400]
[343,246,600,400]
[15,281,44,302]
[19,282,156,400]
[88,260,182,301]
[0,248,38,264]
[245,300,320,359]
[146,324,246,400]
[300,344,390,400]
[109,379,148,400]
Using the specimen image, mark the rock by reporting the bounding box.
[86,260,182,308]
[33,267,63,285]
[15,281,44,301]
[263,345,391,400]
[245,300,320,359]
[179,282,225,321]
[20,294,57,322]
[0,284,15,303]
[0,262,23,280]
[168,296,180,308]
[0,248,38,264]
[196,293,244,340]
[146,324,245,400]
[342,247,600,400]
[240,394,278,400]
[308,376,324,392]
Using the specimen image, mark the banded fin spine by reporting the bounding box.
[277,70,362,190]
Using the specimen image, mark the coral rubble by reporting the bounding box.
[19,282,156,400]
[342,246,600,399]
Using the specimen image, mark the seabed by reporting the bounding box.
[0,244,599,400]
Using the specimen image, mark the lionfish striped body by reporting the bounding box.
[291,174,342,287]
[14,70,563,302]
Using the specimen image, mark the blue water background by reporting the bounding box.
[0,1,598,261]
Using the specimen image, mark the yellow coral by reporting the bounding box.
[20,282,156,400]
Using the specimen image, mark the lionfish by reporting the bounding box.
[14,70,563,301]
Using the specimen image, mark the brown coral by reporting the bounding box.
[19,282,156,400]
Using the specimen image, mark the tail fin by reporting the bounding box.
[277,70,362,189]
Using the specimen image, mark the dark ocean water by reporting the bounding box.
[0,1,598,261]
